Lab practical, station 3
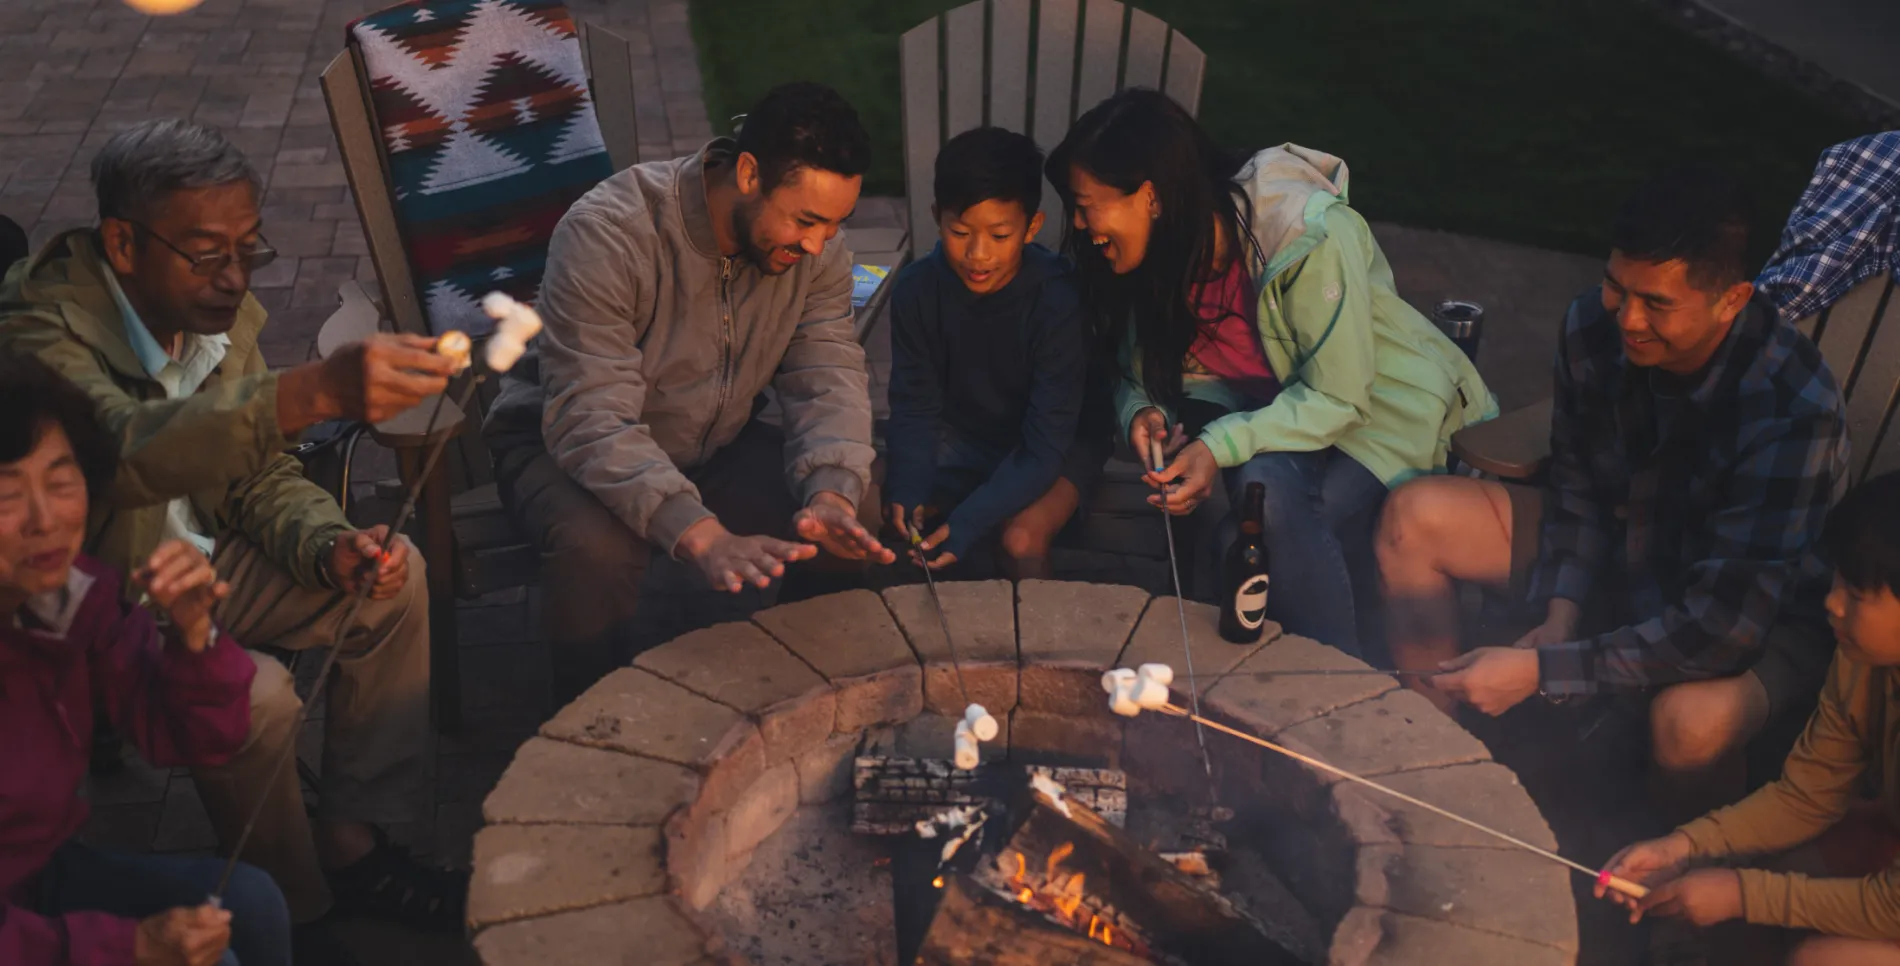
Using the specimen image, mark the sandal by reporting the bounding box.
[324,827,469,934]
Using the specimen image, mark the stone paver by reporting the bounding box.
[471,896,710,966]
[1366,762,1558,852]
[1116,596,1274,689]
[882,579,1018,716]
[1358,909,1572,966]
[1016,581,1151,716]
[720,762,799,861]
[1363,843,1580,953]
[634,621,835,765]
[1276,689,1492,778]
[791,732,858,805]
[1203,634,1399,735]
[752,589,923,732]
[482,737,698,827]
[467,823,667,929]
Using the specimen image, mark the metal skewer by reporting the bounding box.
[910,529,971,707]
[1148,438,1214,789]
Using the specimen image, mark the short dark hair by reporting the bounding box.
[1823,471,1900,596]
[734,82,871,194]
[92,118,261,224]
[933,127,1043,219]
[1610,164,1754,292]
[0,353,117,494]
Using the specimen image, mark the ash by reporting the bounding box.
[708,804,898,966]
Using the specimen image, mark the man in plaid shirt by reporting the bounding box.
[1378,166,1846,793]
[1755,131,1900,325]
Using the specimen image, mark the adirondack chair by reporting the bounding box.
[1450,271,1900,486]
[889,0,1208,590]
[314,0,641,729]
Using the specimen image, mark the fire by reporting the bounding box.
[1017,887,1034,903]
[932,876,944,889]
[998,844,1121,950]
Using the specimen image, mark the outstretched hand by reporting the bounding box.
[1597,832,1694,921]
[1433,646,1540,715]
[795,492,895,564]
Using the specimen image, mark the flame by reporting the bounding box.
[1017,887,1034,903]
[1056,877,1085,919]
[1011,851,1026,881]
[1103,925,1113,946]
[1045,842,1074,881]
[1088,916,1100,939]
[932,876,944,889]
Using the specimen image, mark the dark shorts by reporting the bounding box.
[1500,482,1833,720]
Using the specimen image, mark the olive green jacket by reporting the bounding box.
[0,230,349,592]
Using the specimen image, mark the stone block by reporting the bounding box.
[1017,664,1117,717]
[865,713,1010,766]
[472,896,710,966]
[1327,905,1384,966]
[541,668,755,771]
[1015,580,1150,666]
[1330,783,1399,847]
[1276,689,1490,778]
[1117,596,1273,690]
[483,738,698,827]
[635,621,834,764]
[792,732,859,804]
[1378,845,1579,953]
[723,763,799,860]
[1371,762,1557,852]
[1203,634,1399,735]
[1007,710,1123,768]
[832,665,922,733]
[753,588,915,680]
[468,824,666,928]
[1118,712,1219,809]
[695,724,769,820]
[1360,910,1572,966]
[883,580,1017,715]
[664,804,729,911]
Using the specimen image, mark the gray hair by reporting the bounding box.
[91,119,262,223]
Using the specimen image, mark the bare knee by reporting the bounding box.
[1376,479,1458,579]
[1651,678,1758,775]
[1000,520,1055,561]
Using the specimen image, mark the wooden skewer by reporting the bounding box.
[1229,668,1443,678]
[1156,703,1650,900]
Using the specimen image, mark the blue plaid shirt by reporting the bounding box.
[1532,291,1847,695]
[1757,132,1900,324]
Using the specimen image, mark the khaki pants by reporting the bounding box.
[191,536,432,923]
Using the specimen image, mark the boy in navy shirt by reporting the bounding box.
[885,127,1107,579]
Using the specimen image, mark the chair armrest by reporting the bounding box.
[1450,397,1553,481]
[317,280,384,360]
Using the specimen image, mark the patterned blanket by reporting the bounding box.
[350,0,614,336]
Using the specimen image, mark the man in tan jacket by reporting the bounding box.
[0,119,464,961]
[486,82,893,700]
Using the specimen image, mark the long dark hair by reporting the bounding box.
[1046,89,1255,410]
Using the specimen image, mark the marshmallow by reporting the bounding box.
[1102,668,1141,717]
[1134,663,1174,710]
[952,719,980,770]
[481,292,543,373]
[963,703,999,742]
[433,331,472,372]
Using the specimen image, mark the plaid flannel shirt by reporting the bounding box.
[1756,132,1900,324]
[1532,290,1846,696]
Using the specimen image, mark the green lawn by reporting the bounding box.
[689,0,1864,258]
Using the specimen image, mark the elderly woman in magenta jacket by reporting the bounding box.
[1049,90,1496,655]
[0,354,288,966]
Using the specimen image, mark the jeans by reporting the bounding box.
[1221,448,1387,655]
[31,841,292,966]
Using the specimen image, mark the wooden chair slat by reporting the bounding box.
[901,18,943,261]
[1162,29,1206,114]
[1122,6,1167,90]
[1030,0,1079,250]
[944,0,986,138]
[322,48,427,339]
[1814,271,1888,393]
[988,0,1032,132]
[1845,278,1900,483]
[1074,0,1124,115]
[583,22,640,172]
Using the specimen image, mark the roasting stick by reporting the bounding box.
[907,530,997,768]
[210,295,541,902]
[1101,663,1649,900]
[1147,438,1215,789]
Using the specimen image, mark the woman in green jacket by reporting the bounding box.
[1048,90,1496,655]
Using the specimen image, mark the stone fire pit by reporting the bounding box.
[466,581,1578,965]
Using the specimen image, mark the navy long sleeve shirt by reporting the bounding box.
[885,244,1089,559]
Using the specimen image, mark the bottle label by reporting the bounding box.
[1233,574,1269,629]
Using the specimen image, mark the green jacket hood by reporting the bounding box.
[1237,144,1351,280]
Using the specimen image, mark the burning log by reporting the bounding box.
[917,874,1157,966]
[852,757,1127,834]
[899,773,1304,966]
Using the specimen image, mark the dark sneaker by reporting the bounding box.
[292,919,365,966]
[324,827,469,934]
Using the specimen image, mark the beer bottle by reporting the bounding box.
[1218,482,1270,643]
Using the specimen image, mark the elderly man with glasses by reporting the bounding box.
[0,118,465,964]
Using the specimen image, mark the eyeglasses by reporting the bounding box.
[127,221,278,277]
